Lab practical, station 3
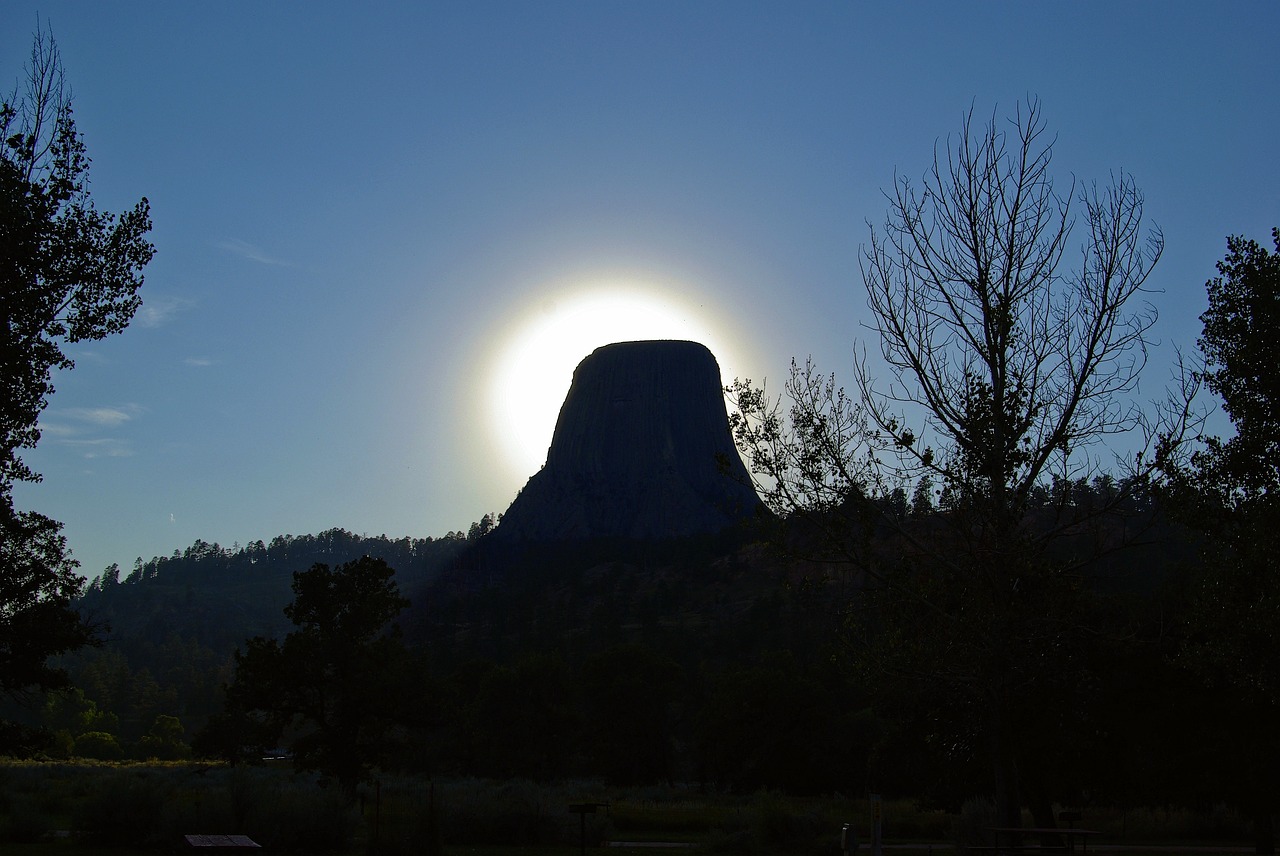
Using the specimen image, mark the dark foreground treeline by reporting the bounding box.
[0,490,1258,817]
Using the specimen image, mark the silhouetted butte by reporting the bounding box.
[494,340,761,542]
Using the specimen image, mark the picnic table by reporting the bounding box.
[184,834,262,850]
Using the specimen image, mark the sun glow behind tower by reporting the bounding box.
[484,277,749,486]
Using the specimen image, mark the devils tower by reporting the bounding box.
[495,340,761,542]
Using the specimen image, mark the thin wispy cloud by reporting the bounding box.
[37,422,78,438]
[138,294,197,328]
[63,406,138,427]
[217,238,293,267]
[38,404,143,461]
[184,357,216,367]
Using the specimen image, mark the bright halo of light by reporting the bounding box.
[486,279,743,484]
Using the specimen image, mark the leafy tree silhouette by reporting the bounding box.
[0,24,153,748]
[220,556,413,800]
[1166,228,1280,853]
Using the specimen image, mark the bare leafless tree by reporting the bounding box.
[853,95,1203,828]
[3,22,70,185]
[728,97,1200,829]
[857,97,1177,526]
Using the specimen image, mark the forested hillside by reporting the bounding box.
[5,529,469,751]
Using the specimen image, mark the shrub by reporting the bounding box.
[136,733,193,760]
[73,731,124,761]
[136,715,193,760]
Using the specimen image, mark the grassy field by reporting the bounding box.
[0,760,1258,855]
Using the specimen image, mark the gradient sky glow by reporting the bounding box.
[4,2,1277,577]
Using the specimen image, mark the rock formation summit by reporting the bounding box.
[495,339,761,542]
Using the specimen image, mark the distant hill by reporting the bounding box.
[57,529,469,742]
[79,528,468,649]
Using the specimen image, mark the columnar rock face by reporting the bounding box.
[495,340,761,542]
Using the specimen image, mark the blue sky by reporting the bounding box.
[4,2,1277,578]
